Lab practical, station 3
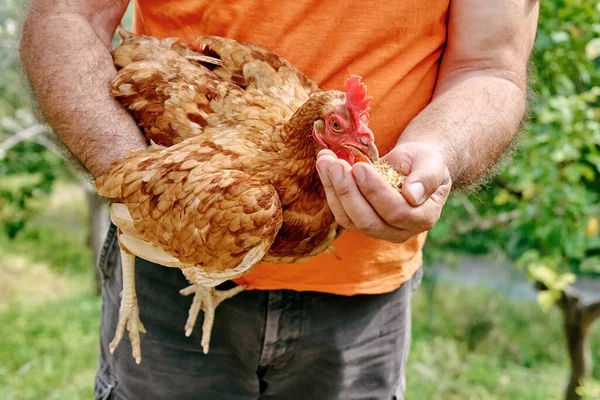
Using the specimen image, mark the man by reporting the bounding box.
[20,0,538,398]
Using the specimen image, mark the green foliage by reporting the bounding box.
[429,1,600,284]
[0,186,99,400]
[577,378,600,400]
[0,183,93,277]
[0,0,70,237]
[528,261,576,311]
[407,279,600,400]
[0,294,101,400]
[532,1,600,97]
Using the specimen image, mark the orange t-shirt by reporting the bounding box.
[132,0,449,295]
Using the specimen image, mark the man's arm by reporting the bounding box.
[398,0,538,191]
[20,0,147,179]
[316,0,539,243]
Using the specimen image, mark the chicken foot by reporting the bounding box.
[179,284,246,354]
[109,243,146,364]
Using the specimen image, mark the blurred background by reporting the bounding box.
[1,0,600,399]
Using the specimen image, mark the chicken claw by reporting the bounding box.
[179,284,246,354]
[110,244,146,364]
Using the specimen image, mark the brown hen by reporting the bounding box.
[96,29,396,364]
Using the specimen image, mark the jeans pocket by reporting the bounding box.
[98,223,119,281]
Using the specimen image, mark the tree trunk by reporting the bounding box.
[86,189,110,295]
[558,292,591,400]
[550,285,600,400]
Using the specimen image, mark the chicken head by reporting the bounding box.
[311,75,379,165]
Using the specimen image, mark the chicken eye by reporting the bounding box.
[330,119,343,133]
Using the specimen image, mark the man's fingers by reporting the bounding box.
[316,155,354,229]
[325,160,388,235]
[395,149,449,207]
[318,157,407,239]
[353,162,408,225]
[317,150,443,242]
[317,149,337,159]
[353,162,437,231]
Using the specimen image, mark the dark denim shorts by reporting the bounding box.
[94,224,422,400]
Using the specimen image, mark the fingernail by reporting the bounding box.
[410,182,425,204]
[328,163,343,180]
[353,165,366,182]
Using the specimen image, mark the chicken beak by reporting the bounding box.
[364,140,379,163]
[344,141,380,165]
[355,125,379,163]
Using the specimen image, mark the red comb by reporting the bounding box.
[344,75,371,116]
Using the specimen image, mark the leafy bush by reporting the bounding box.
[429,0,600,278]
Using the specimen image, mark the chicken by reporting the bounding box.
[96,29,401,364]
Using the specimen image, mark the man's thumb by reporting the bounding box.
[401,152,448,206]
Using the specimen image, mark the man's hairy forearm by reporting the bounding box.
[20,4,146,179]
[399,71,527,192]
[397,0,538,192]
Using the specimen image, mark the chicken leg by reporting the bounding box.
[109,242,146,364]
[179,284,246,353]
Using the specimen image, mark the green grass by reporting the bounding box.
[1,181,94,278]
[0,183,100,400]
[1,183,600,399]
[0,294,101,400]
[407,283,570,400]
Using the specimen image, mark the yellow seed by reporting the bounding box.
[374,160,405,191]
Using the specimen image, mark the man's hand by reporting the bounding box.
[316,143,451,243]
[318,0,539,244]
